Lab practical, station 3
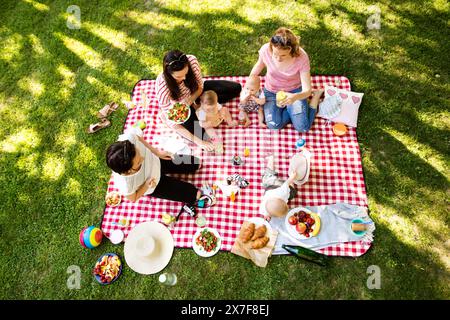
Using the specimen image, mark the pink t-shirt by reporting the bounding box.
[155,55,203,127]
[259,43,310,93]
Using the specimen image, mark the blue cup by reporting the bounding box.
[350,218,367,237]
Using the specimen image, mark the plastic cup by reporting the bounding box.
[110,229,124,244]
[195,215,207,227]
[350,218,368,237]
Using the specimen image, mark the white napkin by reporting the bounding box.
[216,181,240,197]
[153,136,191,155]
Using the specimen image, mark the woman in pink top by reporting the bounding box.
[156,50,241,151]
[250,27,323,132]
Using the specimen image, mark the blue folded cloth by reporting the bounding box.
[317,95,342,119]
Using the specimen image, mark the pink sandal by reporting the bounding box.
[87,118,111,134]
[97,102,119,119]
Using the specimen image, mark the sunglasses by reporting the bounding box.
[167,54,187,67]
[271,35,291,47]
[123,142,129,167]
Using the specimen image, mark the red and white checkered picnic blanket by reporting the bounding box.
[101,75,371,257]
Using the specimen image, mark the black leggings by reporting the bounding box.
[203,80,242,104]
[182,79,241,137]
[151,155,200,205]
[181,105,204,139]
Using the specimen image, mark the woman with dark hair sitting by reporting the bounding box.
[106,130,203,207]
[156,50,241,151]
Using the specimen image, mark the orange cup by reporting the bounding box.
[333,123,348,136]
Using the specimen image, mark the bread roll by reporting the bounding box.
[251,225,267,241]
[251,236,269,249]
[239,223,255,243]
[351,223,367,232]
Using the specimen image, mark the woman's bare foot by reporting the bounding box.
[309,89,324,109]
[265,154,275,170]
[258,121,267,128]
[228,120,238,127]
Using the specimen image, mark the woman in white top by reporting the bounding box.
[106,132,202,205]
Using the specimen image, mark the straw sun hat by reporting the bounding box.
[289,150,311,186]
[124,221,174,275]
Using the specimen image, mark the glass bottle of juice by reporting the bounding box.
[238,112,246,126]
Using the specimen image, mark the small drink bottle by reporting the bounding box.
[238,112,246,126]
[295,138,306,151]
[159,273,177,286]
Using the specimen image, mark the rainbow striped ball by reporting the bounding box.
[79,226,103,248]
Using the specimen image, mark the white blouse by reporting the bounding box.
[112,132,161,196]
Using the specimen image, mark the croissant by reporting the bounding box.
[239,223,255,243]
[251,236,269,249]
[251,225,267,241]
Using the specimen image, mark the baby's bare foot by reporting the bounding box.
[228,120,238,127]
[310,89,325,109]
[313,89,324,97]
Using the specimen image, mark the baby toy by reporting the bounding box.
[79,226,103,249]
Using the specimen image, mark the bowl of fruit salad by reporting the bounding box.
[105,191,121,207]
[285,207,321,240]
[167,102,191,124]
[93,253,122,285]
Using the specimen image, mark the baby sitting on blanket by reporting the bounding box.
[238,75,266,128]
[260,152,311,221]
[197,91,237,128]
[196,90,237,150]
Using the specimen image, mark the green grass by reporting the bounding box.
[0,0,449,300]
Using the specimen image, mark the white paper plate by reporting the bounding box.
[285,207,320,240]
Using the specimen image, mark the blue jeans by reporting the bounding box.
[263,87,317,132]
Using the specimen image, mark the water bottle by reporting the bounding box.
[158,272,177,286]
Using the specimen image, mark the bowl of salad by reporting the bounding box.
[192,228,221,257]
[167,102,191,124]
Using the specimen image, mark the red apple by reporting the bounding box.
[288,216,298,225]
[296,222,307,234]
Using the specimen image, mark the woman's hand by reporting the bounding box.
[191,101,200,110]
[196,139,215,152]
[183,97,199,109]
[287,170,298,184]
[240,90,251,103]
[156,149,174,160]
[145,177,157,190]
[279,92,298,107]
[250,96,265,105]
